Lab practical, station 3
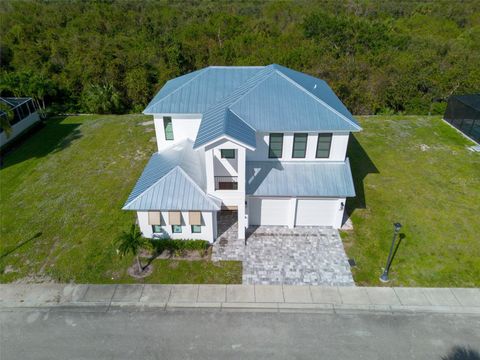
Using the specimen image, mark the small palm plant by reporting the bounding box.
[116,224,147,273]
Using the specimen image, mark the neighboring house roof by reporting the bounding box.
[246,159,356,197]
[123,140,221,211]
[144,64,361,149]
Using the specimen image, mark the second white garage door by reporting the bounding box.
[295,199,337,226]
[248,197,291,226]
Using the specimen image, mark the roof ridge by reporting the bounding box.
[175,167,220,209]
[227,108,257,133]
[273,68,362,131]
[226,66,276,111]
[208,65,265,69]
[122,163,178,210]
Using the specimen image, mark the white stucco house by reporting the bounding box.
[123,64,361,243]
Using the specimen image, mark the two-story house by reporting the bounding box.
[123,64,361,242]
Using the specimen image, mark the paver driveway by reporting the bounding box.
[212,213,354,286]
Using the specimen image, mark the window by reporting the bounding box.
[152,225,162,233]
[292,133,308,158]
[316,133,332,158]
[191,225,201,233]
[163,116,173,140]
[172,225,182,233]
[268,133,283,158]
[220,149,235,159]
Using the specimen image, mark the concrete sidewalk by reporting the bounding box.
[1,284,479,314]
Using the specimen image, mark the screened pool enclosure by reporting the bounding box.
[0,97,40,147]
[444,94,480,144]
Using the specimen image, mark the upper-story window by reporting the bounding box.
[163,116,174,140]
[316,133,332,158]
[292,133,308,158]
[220,149,235,159]
[268,133,283,158]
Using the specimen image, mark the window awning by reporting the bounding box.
[148,212,161,225]
[169,211,182,225]
[189,211,202,225]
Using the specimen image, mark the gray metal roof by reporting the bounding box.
[246,159,356,197]
[145,64,361,150]
[144,67,264,114]
[123,140,221,211]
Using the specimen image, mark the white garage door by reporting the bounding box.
[295,199,337,226]
[248,198,291,226]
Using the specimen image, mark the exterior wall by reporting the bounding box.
[0,112,40,148]
[246,132,350,162]
[247,196,346,229]
[153,114,202,152]
[205,138,247,239]
[137,211,216,243]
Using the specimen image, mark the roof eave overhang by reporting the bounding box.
[194,134,256,151]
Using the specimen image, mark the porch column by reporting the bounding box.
[238,203,246,240]
[205,148,215,194]
[237,147,246,192]
[287,197,297,229]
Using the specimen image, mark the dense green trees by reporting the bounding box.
[0,0,478,115]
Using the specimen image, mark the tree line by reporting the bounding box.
[0,0,479,116]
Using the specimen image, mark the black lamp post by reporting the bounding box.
[379,222,402,283]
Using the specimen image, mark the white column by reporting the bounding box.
[238,203,246,240]
[287,198,297,229]
[237,147,246,192]
[205,149,215,194]
[237,147,246,239]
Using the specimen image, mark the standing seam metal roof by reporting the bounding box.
[144,64,361,150]
[123,140,221,211]
[246,159,356,197]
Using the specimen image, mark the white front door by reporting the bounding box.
[248,197,291,226]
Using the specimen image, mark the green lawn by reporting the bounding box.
[0,115,241,284]
[1,114,478,287]
[343,116,480,287]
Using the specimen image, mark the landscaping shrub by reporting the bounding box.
[150,239,210,256]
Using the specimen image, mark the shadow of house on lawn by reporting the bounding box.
[0,116,82,169]
[346,134,379,218]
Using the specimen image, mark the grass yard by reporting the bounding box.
[0,115,242,284]
[343,116,480,287]
[1,114,478,287]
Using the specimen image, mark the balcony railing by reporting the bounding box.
[215,176,238,190]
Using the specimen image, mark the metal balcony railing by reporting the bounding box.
[214,176,238,190]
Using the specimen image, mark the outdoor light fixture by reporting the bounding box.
[340,202,345,210]
[379,222,402,283]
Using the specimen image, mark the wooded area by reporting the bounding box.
[1,0,479,115]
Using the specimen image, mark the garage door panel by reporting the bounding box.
[295,199,336,226]
[249,198,290,226]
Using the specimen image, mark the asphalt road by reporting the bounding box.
[1,308,479,360]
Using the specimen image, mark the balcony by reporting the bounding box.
[215,176,238,190]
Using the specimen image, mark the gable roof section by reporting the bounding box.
[144,67,264,114]
[246,159,356,197]
[123,140,221,211]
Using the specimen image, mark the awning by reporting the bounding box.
[148,212,161,225]
[189,211,202,225]
[169,211,182,225]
